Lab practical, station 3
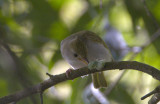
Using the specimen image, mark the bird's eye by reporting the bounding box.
[73,53,78,57]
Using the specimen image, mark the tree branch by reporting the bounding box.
[141,85,160,104]
[141,85,160,100]
[148,93,160,104]
[0,61,160,104]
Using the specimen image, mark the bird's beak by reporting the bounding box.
[78,57,89,65]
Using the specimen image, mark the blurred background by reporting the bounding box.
[0,0,160,104]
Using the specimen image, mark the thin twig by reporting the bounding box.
[105,70,126,95]
[142,28,160,48]
[141,85,160,100]
[148,93,160,104]
[141,0,159,28]
[40,92,43,104]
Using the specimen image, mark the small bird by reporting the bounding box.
[60,30,113,88]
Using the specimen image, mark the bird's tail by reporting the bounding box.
[92,72,107,88]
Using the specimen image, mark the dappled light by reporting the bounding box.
[0,0,160,104]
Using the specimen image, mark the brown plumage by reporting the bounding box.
[61,30,113,88]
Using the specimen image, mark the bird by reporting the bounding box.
[60,30,113,88]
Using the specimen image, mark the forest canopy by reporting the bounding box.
[0,0,160,104]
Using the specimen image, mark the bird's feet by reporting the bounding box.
[88,60,106,70]
[66,68,74,79]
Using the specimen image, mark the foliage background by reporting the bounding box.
[0,0,160,104]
